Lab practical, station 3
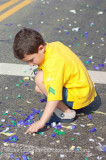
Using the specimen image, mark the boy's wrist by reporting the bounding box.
[39,119,46,126]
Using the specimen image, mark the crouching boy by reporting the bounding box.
[13,28,97,134]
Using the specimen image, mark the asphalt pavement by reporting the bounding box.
[0,0,106,160]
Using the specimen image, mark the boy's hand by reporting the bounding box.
[25,120,45,134]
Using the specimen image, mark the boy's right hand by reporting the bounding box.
[25,120,45,134]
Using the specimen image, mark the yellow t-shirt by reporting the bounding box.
[38,42,97,109]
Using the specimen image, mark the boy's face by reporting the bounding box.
[22,45,45,66]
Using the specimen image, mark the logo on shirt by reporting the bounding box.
[48,87,55,95]
[46,77,54,81]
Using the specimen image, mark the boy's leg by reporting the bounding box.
[35,71,47,96]
[35,71,73,113]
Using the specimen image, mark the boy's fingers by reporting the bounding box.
[25,128,30,134]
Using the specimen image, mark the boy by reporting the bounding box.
[13,28,97,134]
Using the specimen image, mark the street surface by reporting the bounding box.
[0,0,106,160]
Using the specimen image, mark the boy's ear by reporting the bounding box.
[38,45,45,54]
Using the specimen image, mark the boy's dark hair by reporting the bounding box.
[13,28,45,59]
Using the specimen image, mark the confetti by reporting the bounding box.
[24,77,30,80]
[88,114,92,120]
[93,111,106,115]
[0,132,16,136]
[89,138,95,142]
[98,64,104,67]
[72,27,80,32]
[73,132,80,135]
[70,146,75,150]
[72,125,76,129]
[94,65,100,70]
[98,11,103,15]
[10,154,14,158]
[70,10,76,14]
[89,127,97,132]
[26,101,31,104]
[51,133,56,137]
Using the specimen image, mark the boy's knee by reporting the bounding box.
[35,85,39,93]
[35,71,43,85]
[35,85,43,94]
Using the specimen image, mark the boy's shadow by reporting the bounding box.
[75,92,101,115]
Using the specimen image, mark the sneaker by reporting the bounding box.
[39,108,76,124]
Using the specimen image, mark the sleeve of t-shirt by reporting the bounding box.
[43,62,64,101]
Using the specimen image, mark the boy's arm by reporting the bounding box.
[25,100,59,134]
[40,100,59,123]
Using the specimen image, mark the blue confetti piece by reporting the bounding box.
[40,99,45,102]
[88,114,92,120]
[11,118,16,121]
[22,155,27,160]
[94,65,100,70]
[56,125,61,129]
[74,37,77,40]
[98,64,104,67]
[10,154,14,158]
[89,127,96,132]
[72,125,76,129]
[51,134,56,137]
[24,152,30,155]
[24,83,28,86]
[103,147,106,152]
[21,114,28,116]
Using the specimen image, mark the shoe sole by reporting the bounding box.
[39,111,75,124]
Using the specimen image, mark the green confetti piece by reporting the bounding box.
[28,120,33,124]
[84,61,90,64]
[9,35,12,38]
[11,137,17,141]
[24,70,27,73]
[27,157,30,160]
[0,124,3,126]
[16,84,19,86]
[19,80,24,83]
[18,95,21,98]
[71,138,75,140]
[11,121,17,126]
[5,97,8,99]
[76,148,80,151]
[89,6,93,8]
[58,131,65,135]
[54,129,65,135]
[77,44,79,46]
[0,153,2,155]
[2,113,7,115]
[97,7,100,9]
[13,112,16,115]
[85,158,88,160]
[7,29,10,31]
[80,34,84,37]
[100,28,104,30]
[37,132,44,135]
[61,38,64,42]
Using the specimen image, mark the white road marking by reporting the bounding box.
[0,63,37,76]
[0,63,106,84]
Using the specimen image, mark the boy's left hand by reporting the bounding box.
[25,120,45,134]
